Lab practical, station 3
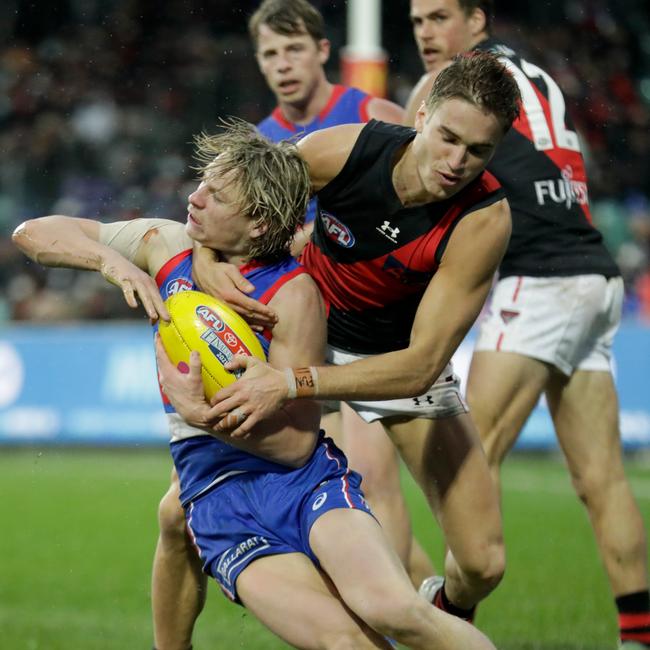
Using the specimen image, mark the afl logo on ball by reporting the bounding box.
[321,211,355,248]
[196,306,225,331]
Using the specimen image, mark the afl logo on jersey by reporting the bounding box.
[165,278,192,296]
[321,211,355,248]
[196,306,225,332]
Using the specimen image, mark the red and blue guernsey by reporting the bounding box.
[257,84,373,224]
[154,248,306,506]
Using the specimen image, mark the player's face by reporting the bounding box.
[411,98,501,200]
[255,23,329,107]
[410,0,482,72]
[186,168,261,256]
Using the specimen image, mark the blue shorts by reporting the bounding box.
[185,434,372,602]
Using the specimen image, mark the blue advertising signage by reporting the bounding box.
[0,321,648,448]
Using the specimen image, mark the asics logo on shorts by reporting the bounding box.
[312,492,328,511]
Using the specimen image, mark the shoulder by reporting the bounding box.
[453,197,511,246]
[366,97,405,124]
[269,271,324,323]
[266,270,327,362]
[298,123,366,191]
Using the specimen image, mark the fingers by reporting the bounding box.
[121,282,139,309]
[154,333,174,372]
[225,267,255,294]
[122,276,170,321]
[223,291,278,328]
[189,350,202,376]
[207,392,241,415]
[214,409,260,438]
[223,354,257,373]
[216,407,249,430]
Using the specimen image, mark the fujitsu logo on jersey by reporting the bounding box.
[321,211,355,248]
[534,165,588,209]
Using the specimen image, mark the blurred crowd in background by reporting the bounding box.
[1,0,650,322]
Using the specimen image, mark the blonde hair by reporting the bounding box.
[194,119,311,262]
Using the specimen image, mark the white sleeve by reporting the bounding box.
[98,218,191,264]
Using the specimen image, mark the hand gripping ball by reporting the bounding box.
[158,290,265,399]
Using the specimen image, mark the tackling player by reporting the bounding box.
[192,51,522,626]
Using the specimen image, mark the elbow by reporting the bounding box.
[408,354,447,397]
[11,220,33,256]
[12,219,46,263]
[410,374,434,397]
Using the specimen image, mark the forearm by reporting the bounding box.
[193,402,318,467]
[12,216,113,271]
[289,344,451,402]
[236,402,319,467]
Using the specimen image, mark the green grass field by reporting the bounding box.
[1,448,649,649]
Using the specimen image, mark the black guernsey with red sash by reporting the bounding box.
[301,120,505,355]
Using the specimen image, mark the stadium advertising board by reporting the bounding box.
[0,322,648,448]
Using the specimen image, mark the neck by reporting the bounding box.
[191,243,247,289]
[278,78,333,126]
[469,33,489,49]
[391,143,432,207]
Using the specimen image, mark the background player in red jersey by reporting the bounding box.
[403,2,650,647]
[195,52,521,628]
[151,2,408,648]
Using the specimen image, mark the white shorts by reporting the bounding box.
[325,346,468,423]
[475,275,623,376]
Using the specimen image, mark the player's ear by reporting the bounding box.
[317,38,331,65]
[249,219,268,240]
[468,7,487,36]
[414,101,427,133]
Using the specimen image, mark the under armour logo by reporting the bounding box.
[376,220,400,242]
[413,396,435,406]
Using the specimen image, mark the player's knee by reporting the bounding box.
[458,540,506,591]
[569,464,621,509]
[475,414,516,470]
[158,487,187,542]
[353,592,427,641]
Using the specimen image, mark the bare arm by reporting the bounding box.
[12,216,169,320]
[208,199,511,434]
[297,124,364,192]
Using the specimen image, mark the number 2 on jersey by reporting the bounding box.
[501,57,581,153]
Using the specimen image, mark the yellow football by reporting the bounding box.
[158,290,266,400]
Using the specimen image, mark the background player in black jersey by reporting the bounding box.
[194,52,521,627]
[404,1,650,647]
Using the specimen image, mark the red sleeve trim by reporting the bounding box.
[258,266,306,305]
[155,249,192,288]
[359,94,372,122]
[319,85,347,122]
